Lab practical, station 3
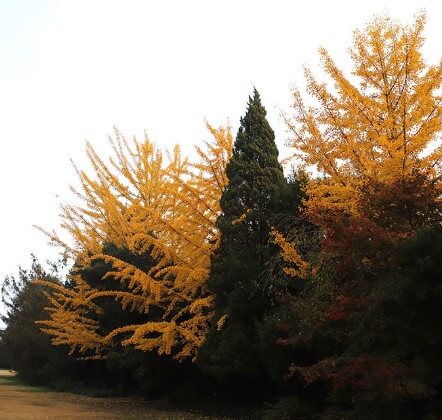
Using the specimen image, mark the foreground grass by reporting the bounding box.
[0,369,238,419]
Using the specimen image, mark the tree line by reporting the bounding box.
[1,14,441,419]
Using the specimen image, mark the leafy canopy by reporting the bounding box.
[37,124,232,360]
[287,14,442,226]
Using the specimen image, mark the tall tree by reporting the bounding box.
[285,13,442,267]
[199,90,294,391]
[272,14,442,418]
[37,124,233,361]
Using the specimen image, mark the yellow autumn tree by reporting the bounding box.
[283,14,442,261]
[37,124,232,360]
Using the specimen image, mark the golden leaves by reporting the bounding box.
[286,13,442,227]
[271,228,310,279]
[39,124,232,360]
[35,277,108,359]
[216,314,228,331]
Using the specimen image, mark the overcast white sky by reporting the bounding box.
[0,0,441,300]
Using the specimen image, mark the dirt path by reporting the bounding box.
[0,370,223,419]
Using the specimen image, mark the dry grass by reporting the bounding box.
[0,370,228,419]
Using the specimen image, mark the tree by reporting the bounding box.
[272,15,442,418]
[69,243,204,398]
[38,124,232,361]
[286,14,442,265]
[0,258,81,385]
[198,90,295,393]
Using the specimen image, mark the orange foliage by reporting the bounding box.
[37,124,232,360]
[271,228,310,279]
[284,14,442,263]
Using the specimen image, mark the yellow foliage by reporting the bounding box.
[271,228,310,279]
[286,14,442,224]
[35,277,108,359]
[38,124,233,360]
[216,314,228,331]
[231,208,252,225]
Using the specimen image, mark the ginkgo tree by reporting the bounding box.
[37,124,232,361]
[271,14,442,416]
[283,13,442,263]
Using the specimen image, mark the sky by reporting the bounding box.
[0,0,441,310]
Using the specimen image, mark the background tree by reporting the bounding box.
[0,258,83,386]
[70,243,204,398]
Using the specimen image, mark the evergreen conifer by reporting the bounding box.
[198,89,293,392]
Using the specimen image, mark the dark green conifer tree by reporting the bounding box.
[198,89,295,395]
[0,258,82,386]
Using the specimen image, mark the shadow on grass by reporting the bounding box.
[0,371,54,393]
[0,370,261,418]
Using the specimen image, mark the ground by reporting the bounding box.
[0,370,232,419]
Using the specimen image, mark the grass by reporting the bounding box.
[0,370,235,419]
[0,371,53,393]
